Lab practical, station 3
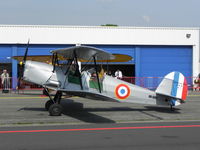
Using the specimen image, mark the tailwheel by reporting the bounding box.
[170,105,174,111]
[49,103,63,116]
[45,100,54,111]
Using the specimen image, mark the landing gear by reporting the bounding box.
[49,91,62,116]
[169,100,175,111]
[49,103,63,116]
[45,100,54,110]
[43,88,49,96]
[170,105,173,111]
[170,105,174,111]
[43,89,84,116]
[44,88,63,116]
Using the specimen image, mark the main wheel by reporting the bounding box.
[49,103,63,116]
[45,100,54,111]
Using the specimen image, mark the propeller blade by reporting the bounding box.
[18,39,30,81]
[23,39,30,64]
[17,39,30,90]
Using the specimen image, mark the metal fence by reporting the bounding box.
[0,76,198,91]
[0,78,42,91]
[121,76,194,90]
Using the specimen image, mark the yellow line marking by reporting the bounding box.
[0,97,48,99]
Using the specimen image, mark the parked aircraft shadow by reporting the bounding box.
[20,106,116,124]
[19,104,181,114]
[62,111,115,123]
[19,101,180,123]
[144,106,181,114]
[60,101,115,123]
[84,106,181,114]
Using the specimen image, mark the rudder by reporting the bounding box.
[155,71,188,101]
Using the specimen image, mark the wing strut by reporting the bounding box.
[93,56,101,93]
[74,51,83,90]
[52,53,57,72]
[52,53,60,73]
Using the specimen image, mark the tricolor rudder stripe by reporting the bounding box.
[155,71,188,103]
[182,77,188,100]
[167,72,188,100]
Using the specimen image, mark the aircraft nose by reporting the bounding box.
[24,61,32,71]
[23,61,32,78]
[23,61,54,86]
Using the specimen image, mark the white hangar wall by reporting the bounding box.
[0,25,199,79]
[0,25,198,46]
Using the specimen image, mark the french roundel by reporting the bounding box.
[115,84,131,100]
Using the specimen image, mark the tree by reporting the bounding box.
[101,24,118,27]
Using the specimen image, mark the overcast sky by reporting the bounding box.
[0,0,199,27]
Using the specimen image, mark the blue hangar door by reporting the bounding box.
[135,46,192,89]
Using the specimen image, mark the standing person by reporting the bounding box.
[1,69,10,93]
[194,73,200,91]
[115,69,123,79]
[107,71,112,76]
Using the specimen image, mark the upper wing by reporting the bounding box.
[51,46,115,61]
[107,54,132,62]
[12,55,65,63]
[12,55,52,63]
[13,46,133,63]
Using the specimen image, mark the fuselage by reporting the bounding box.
[23,60,170,106]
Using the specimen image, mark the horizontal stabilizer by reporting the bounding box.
[155,72,188,101]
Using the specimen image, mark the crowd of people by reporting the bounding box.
[90,69,123,80]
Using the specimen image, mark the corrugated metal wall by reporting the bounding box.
[0,45,12,63]
[135,45,192,88]
[138,46,192,77]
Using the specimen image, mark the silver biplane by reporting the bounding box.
[14,44,188,116]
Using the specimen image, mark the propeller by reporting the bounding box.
[19,39,30,67]
[23,40,30,64]
[18,40,30,89]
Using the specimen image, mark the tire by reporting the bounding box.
[49,104,63,116]
[45,100,54,111]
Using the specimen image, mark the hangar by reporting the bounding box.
[0,25,199,89]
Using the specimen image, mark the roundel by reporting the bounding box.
[115,84,131,100]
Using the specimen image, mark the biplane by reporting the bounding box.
[14,44,188,116]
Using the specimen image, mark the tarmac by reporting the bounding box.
[1,121,200,150]
[0,90,200,126]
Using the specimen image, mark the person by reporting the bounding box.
[71,60,81,71]
[194,73,200,91]
[1,69,10,93]
[91,72,97,79]
[70,60,81,77]
[115,69,123,79]
[107,71,112,76]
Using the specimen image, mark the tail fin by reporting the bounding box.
[155,71,188,101]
